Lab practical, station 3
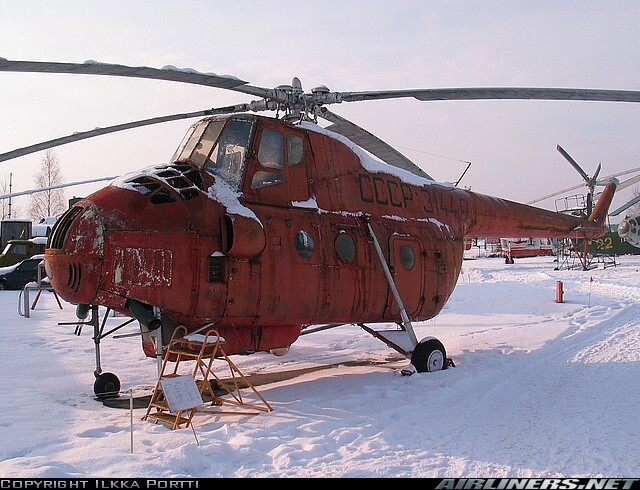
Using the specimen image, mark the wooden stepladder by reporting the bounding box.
[143,326,272,430]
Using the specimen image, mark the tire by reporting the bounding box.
[411,338,447,373]
[94,372,121,399]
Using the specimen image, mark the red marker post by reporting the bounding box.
[556,280,564,303]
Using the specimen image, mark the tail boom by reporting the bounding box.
[462,181,617,240]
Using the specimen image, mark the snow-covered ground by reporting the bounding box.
[0,254,638,478]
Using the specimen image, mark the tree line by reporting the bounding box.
[1,149,66,221]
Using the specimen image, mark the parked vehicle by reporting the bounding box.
[32,215,59,238]
[0,254,45,290]
[0,237,47,267]
[500,237,556,264]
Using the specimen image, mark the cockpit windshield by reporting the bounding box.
[171,118,253,190]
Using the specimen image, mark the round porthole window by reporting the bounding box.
[400,245,416,270]
[335,233,356,262]
[295,230,315,258]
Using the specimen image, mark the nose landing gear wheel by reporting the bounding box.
[94,372,121,399]
[411,338,447,373]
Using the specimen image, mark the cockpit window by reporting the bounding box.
[171,121,212,163]
[258,129,284,169]
[171,118,253,190]
[190,122,226,167]
[204,120,253,189]
[288,134,305,166]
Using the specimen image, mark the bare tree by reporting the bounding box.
[29,150,66,220]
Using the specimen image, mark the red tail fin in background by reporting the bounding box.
[588,179,618,226]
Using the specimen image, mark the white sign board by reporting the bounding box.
[160,375,203,413]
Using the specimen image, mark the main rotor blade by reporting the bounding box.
[556,144,590,184]
[610,194,640,216]
[0,58,249,90]
[0,176,118,200]
[0,58,274,100]
[338,87,640,104]
[6,59,640,105]
[594,172,640,200]
[525,182,587,205]
[0,105,249,162]
[616,173,640,191]
[318,108,432,179]
[595,165,640,184]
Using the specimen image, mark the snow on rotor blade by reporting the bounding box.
[0,58,248,89]
[0,58,274,99]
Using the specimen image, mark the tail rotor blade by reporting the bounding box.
[591,162,602,184]
[557,144,590,184]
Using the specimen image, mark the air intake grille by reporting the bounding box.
[67,262,82,292]
[49,207,83,250]
[125,163,204,203]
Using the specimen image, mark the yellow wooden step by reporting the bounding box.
[146,411,191,428]
[148,400,169,410]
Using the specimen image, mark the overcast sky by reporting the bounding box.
[1,1,639,220]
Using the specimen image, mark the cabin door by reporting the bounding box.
[387,235,423,318]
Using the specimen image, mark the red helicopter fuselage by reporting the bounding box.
[43,114,614,357]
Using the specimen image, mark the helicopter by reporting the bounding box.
[1,58,638,399]
[525,146,640,268]
[617,210,640,248]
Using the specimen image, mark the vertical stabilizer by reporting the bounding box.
[588,179,618,226]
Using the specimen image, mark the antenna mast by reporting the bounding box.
[7,173,12,219]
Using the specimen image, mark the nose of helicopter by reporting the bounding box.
[43,171,230,324]
[618,219,630,238]
[44,202,105,306]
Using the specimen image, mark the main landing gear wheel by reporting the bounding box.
[94,372,121,399]
[411,338,447,373]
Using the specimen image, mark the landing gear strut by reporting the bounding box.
[60,305,136,399]
[364,217,451,373]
